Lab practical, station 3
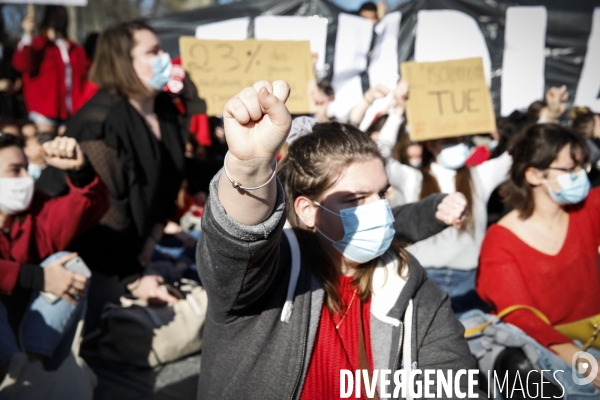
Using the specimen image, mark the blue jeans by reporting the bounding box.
[425,267,489,316]
[0,252,86,369]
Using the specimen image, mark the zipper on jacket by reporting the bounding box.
[392,322,404,376]
[290,302,310,399]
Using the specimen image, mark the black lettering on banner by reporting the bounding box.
[466,89,480,112]
[216,43,240,72]
[430,90,450,114]
[245,44,263,73]
[188,42,210,72]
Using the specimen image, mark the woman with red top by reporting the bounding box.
[0,132,108,380]
[478,123,600,392]
[195,80,480,399]
[12,6,90,133]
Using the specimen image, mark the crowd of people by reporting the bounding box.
[0,2,599,399]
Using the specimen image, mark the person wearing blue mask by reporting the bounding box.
[64,21,183,332]
[196,81,482,399]
[478,123,600,395]
[377,80,513,315]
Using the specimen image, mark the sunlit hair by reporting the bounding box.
[569,106,597,139]
[90,20,154,99]
[419,140,474,233]
[500,123,590,219]
[278,122,410,312]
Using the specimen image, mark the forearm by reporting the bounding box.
[218,154,278,225]
[349,98,372,125]
[392,194,447,243]
[549,342,580,365]
[377,113,404,158]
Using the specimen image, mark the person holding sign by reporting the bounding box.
[65,21,184,331]
[12,6,90,134]
[377,80,512,315]
[196,80,479,399]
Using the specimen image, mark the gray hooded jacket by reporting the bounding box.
[196,172,480,399]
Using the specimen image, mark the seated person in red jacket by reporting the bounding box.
[12,6,90,134]
[0,133,108,379]
[478,123,600,390]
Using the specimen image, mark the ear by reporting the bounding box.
[294,196,317,228]
[525,166,543,186]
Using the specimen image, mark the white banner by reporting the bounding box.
[501,7,547,116]
[195,17,249,41]
[574,8,600,113]
[255,16,328,74]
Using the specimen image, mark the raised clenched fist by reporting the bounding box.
[223,80,292,163]
[42,136,86,171]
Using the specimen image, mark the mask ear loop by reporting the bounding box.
[537,169,561,196]
[312,201,340,243]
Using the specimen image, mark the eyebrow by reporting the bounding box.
[343,183,391,197]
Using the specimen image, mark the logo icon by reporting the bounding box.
[572,351,599,386]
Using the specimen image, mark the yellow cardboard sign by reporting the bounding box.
[401,58,496,141]
[180,37,315,116]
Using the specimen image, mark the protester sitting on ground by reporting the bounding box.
[570,106,600,169]
[0,133,108,381]
[528,85,569,124]
[0,15,22,122]
[13,6,90,134]
[377,80,512,315]
[65,20,185,332]
[478,123,600,393]
[0,120,21,137]
[312,80,335,122]
[358,1,379,25]
[196,80,480,398]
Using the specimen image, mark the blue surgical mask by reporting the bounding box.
[541,169,590,205]
[313,199,395,264]
[409,160,422,169]
[437,142,470,169]
[27,164,44,181]
[145,53,172,91]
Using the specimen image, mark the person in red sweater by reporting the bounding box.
[12,6,90,134]
[478,123,600,390]
[0,133,108,378]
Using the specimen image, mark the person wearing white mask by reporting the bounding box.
[0,133,108,381]
[377,80,512,315]
[195,81,482,398]
[478,123,600,395]
[65,21,184,332]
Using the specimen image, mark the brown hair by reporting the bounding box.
[365,114,388,138]
[500,123,590,219]
[278,122,410,312]
[89,21,153,99]
[527,100,547,119]
[419,141,474,232]
[569,106,596,139]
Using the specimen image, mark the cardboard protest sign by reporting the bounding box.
[2,0,87,5]
[401,57,496,141]
[180,37,315,116]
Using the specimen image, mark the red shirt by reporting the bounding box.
[12,35,91,120]
[301,276,375,400]
[0,176,109,295]
[477,187,600,347]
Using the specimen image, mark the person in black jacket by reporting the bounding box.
[65,21,183,331]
